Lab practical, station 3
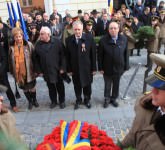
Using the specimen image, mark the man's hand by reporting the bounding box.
[60,69,64,74]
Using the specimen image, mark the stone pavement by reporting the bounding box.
[2,49,152,149]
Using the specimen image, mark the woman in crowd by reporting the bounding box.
[9,27,39,110]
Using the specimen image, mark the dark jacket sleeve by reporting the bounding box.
[33,42,42,74]
[0,45,7,75]
[59,41,66,72]
[124,37,129,71]
[90,36,97,72]
[97,38,104,71]
[65,37,72,73]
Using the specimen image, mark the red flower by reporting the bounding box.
[80,132,89,139]
[90,138,100,146]
[37,120,121,150]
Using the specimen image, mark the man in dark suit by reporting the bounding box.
[34,26,66,109]
[90,9,101,36]
[65,20,96,109]
[96,13,110,36]
[98,21,129,108]
[0,44,18,112]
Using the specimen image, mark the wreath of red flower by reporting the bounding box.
[36,120,121,150]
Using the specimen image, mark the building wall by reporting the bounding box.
[0,0,9,22]
[20,0,44,13]
[53,0,109,16]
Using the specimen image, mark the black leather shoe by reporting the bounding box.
[50,102,57,109]
[84,102,91,109]
[103,100,109,108]
[33,99,39,107]
[110,100,119,107]
[74,103,79,110]
[28,102,33,110]
[60,102,65,109]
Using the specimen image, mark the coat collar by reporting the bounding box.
[71,33,86,43]
[106,33,121,44]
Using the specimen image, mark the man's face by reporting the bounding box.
[40,31,50,42]
[73,24,83,37]
[152,88,165,108]
[108,22,119,37]
[102,14,108,21]
[86,24,92,31]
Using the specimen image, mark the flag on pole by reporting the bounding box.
[16,1,29,41]
[108,0,113,16]
[10,2,19,27]
[7,2,14,28]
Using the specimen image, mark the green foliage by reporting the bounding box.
[134,26,155,40]
[94,36,101,44]
[116,139,136,150]
[0,132,28,150]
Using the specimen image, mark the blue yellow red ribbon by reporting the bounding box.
[60,120,90,150]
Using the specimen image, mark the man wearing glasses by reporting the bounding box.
[98,21,129,108]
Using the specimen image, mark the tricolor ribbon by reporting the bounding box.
[60,120,90,150]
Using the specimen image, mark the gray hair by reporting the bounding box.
[72,20,83,28]
[40,26,51,36]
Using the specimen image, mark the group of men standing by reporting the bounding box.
[33,20,128,110]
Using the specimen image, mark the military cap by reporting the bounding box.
[151,15,159,21]
[145,53,165,90]
[78,9,82,14]
[85,19,94,26]
[159,8,165,15]
[125,17,134,22]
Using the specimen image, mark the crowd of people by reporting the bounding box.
[0,1,165,112]
[1,1,165,150]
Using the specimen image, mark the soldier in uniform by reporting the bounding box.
[122,17,136,68]
[121,53,165,150]
[143,15,160,93]
[83,20,95,37]
[158,9,165,53]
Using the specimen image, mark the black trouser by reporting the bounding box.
[72,76,91,101]
[0,72,16,107]
[103,74,121,101]
[46,78,65,104]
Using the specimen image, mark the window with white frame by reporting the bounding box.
[22,0,32,6]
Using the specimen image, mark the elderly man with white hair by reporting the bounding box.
[65,20,96,110]
[34,26,66,109]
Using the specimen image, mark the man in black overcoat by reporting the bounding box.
[65,20,96,109]
[98,21,129,108]
[34,26,66,109]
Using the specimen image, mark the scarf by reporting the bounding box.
[14,41,26,85]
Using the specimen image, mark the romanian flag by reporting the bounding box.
[10,2,19,27]
[108,0,113,16]
[7,2,14,28]
[17,1,29,41]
